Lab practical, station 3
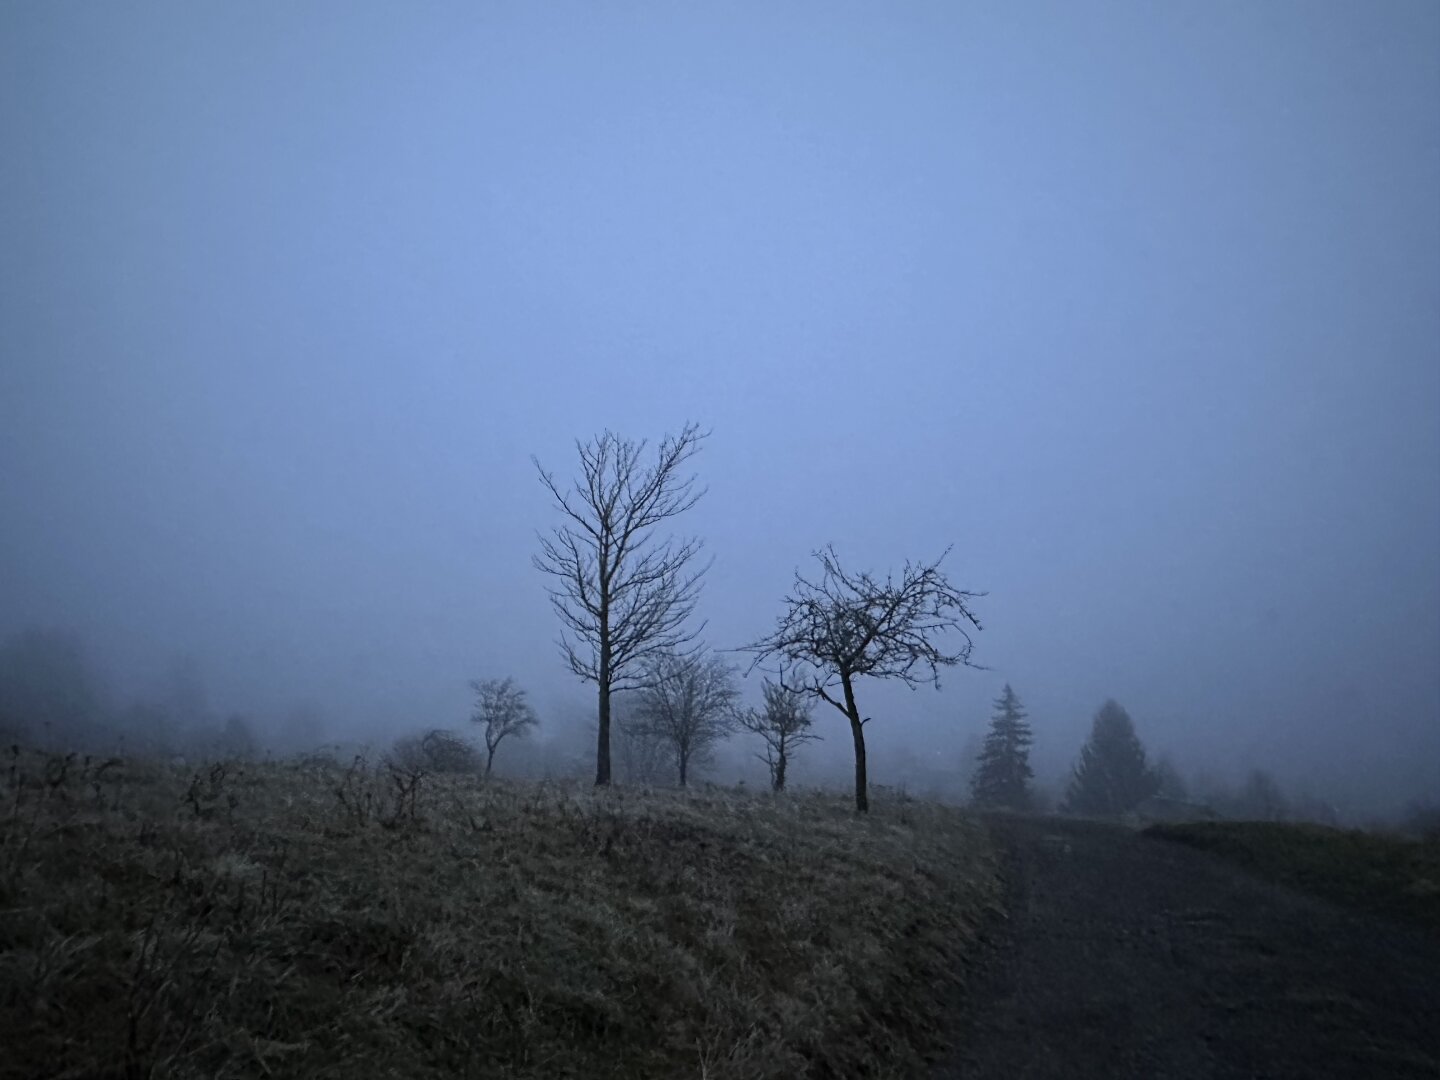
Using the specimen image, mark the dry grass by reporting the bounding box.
[0,746,999,1080]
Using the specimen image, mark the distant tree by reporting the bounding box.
[742,545,984,813]
[425,728,482,773]
[970,684,1034,811]
[1237,768,1289,821]
[1152,755,1190,801]
[1063,700,1158,817]
[737,673,819,792]
[634,651,738,787]
[957,731,984,793]
[614,701,670,786]
[533,423,709,787]
[389,732,428,772]
[1189,771,1236,815]
[389,728,481,774]
[470,677,539,776]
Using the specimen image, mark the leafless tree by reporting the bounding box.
[533,424,709,786]
[737,673,819,792]
[634,651,738,787]
[613,698,670,786]
[742,545,984,812]
[469,677,539,776]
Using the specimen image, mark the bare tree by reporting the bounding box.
[613,698,670,786]
[469,677,539,776]
[742,545,984,812]
[737,673,819,792]
[634,651,738,787]
[390,728,481,774]
[533,424,709,786]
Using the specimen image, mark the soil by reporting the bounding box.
[936,816,1440,1079]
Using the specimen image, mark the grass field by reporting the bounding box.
[1145,820,1440,934]
[0,747,999,1080]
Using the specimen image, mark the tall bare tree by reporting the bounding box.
[743,546,984,812]
[533,424,709,786]
[635,650,738,787]
[737,673,819,792]
[469,677,539,776]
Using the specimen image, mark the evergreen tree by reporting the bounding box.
[970,684,1034,811]
[1063,699,1158,816]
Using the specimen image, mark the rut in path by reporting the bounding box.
[936,817,1440,1080]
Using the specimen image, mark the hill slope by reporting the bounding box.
[1,749,997,1080]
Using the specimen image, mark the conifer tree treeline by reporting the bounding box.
[970,684,1034,811]
[1063,699,1158,816]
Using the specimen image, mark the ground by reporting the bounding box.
[938,816,1440,1079]
[6,748,1438,1078]
[0,749,996,1080]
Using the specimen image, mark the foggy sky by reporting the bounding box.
[2,2,1437,813]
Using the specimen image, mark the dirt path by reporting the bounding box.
[937,817,1440,1079]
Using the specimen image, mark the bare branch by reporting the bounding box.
[742,545,985,688]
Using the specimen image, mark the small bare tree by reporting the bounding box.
[743,545,984,812]
[469,677,539,776]
[390,728,481,774]
[614,699,670,786]
[533,424,709,786]
[635,651,738,787]
[737,674,819,793]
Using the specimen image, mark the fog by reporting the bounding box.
[2,2,1436,819]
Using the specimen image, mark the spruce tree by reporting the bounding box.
[970,684,1034,811]
[1063,699,1158,816]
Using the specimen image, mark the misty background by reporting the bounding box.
[2,2,1436,817]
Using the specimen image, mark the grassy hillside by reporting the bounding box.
[0,747,998,1080]
[1146,820,1440,934]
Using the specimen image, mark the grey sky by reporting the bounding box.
[2,2,1437,812]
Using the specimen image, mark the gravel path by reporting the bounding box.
[936,817,1440,1079]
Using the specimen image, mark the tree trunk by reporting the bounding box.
[774,750,786,793]
[593,685,610,789]
[677,748,688,787]
[595,682,612,787]
[596,630,613,789]
[485,745,495,777]
[842,672,867,813]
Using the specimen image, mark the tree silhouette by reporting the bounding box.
[1063,700,1157,817]
[737,673,819,792]
[633,650,737,787]
[470,677,539,776]
[743,545,983,812]
[533,424,709,786]
[970,684,1034,811]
